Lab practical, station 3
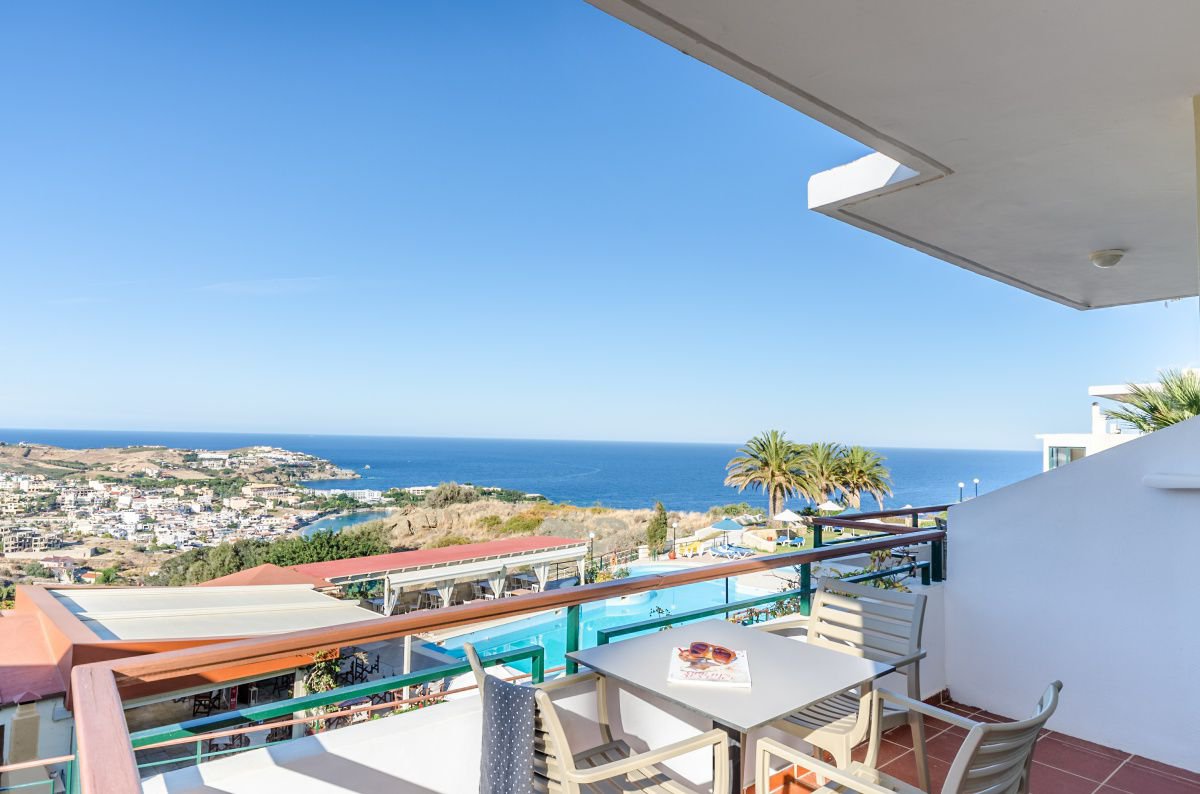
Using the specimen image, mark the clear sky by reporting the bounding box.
[2,1,1197,450]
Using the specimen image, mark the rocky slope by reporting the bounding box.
[374,500,718,554]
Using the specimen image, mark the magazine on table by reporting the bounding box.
[667,643,751,688]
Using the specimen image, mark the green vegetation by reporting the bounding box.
[96,567,120,585]
[706,503,754,518]
[145,524,391,586]
[499,512,544,535]
[724,430,808,518]
[23,562,52,579]
[94,475,180,489]
[182,452,199,462]
[0,584,15,610]
[382,484,543,509]
[302,493,366,512]
[430,533,472,548]
[477,515,502,529]
[383,488,423,506]
[1102,369,1200,432]
[425,482,479,508]
[646,502,669,554]
[42,459,90,470]
[208,477,249,499]
[725,430,894,514]
[489,488,546,504]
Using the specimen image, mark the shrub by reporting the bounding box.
[425,482,479,508]
[477,515,502,529]
[499,513,544,535]
[430,534,471,548]
[646,502,668,553]
[707,503,753,518]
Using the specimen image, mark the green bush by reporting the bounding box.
[430,534,471,548]
[145,523,391,586]
[500,513,543,535]
[477,515,502,529]
[425,482,479,508]
[707,503,753,518]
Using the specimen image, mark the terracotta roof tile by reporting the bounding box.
[292,536,586,581]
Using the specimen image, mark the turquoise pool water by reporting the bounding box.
[440,564,769,671]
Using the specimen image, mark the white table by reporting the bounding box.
[567,619,893,791]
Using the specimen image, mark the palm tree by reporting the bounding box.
[795,442,847,504]
[724,430,806,519]
[1102,369,1200,432]
[838,446,893,510]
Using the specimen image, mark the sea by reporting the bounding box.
[0,429,1041,513]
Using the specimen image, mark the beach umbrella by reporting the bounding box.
[816,500,845,514]
[710,517,742,546]
[772,509,804,542]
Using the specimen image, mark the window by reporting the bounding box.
[1048,446,1085,469]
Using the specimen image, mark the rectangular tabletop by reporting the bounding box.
[567,619,893,733]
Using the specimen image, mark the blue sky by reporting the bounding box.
[2,1,1196,450]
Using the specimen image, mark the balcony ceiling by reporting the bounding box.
[589,0,1200,309]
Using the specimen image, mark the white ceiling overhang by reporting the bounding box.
[588,0,1200,309]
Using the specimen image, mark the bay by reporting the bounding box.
[0,429,1040,513]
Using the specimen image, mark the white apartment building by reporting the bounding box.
[1037,371,1199,471]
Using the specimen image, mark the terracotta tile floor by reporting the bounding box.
[752,695,1200,793]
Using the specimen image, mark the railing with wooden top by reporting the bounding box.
[69,505,949,794]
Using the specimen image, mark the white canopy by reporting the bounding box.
[817,500,845,513]
[772,509,804,523]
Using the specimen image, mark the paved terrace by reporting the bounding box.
[137,681,1199,794]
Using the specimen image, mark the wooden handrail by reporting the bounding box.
[0,754,75,773]
[828,504,951,520]
[71,528,945,793]
[808,516,931,531]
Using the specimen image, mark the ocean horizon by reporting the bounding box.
[0,428,1041,512]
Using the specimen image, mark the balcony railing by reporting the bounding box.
[63,505,948,794]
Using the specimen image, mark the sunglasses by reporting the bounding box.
[688,642,737,665]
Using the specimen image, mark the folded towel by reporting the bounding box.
[479,674,537,794]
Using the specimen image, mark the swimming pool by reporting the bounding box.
[440,564,769,671]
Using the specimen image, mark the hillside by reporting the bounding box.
[372,499,717,554]
[0,442,356,484]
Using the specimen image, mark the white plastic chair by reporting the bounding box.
[756,682,1062,794]
[463,643,731,793]
[762,578,930,789]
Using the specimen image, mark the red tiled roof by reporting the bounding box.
[291,536,586,581]
[198,563,332,589]
[0,612,66,706]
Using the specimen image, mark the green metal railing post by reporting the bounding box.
[800,522,824,616]
[799,561,811,615]
[931,538,944,581]
[564,604,582,675]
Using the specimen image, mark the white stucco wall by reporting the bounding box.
[946,416,1200,772]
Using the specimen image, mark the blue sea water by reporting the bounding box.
[301,510,392,537]
[0,429,1039,512]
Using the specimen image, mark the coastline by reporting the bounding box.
[298,507,393,538]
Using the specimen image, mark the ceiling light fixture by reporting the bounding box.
[1090,249,1126,269]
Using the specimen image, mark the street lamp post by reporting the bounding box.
[588,531,595,574]
[973,478,980,498]
[671,521,678,552]
[958,482,965,502]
